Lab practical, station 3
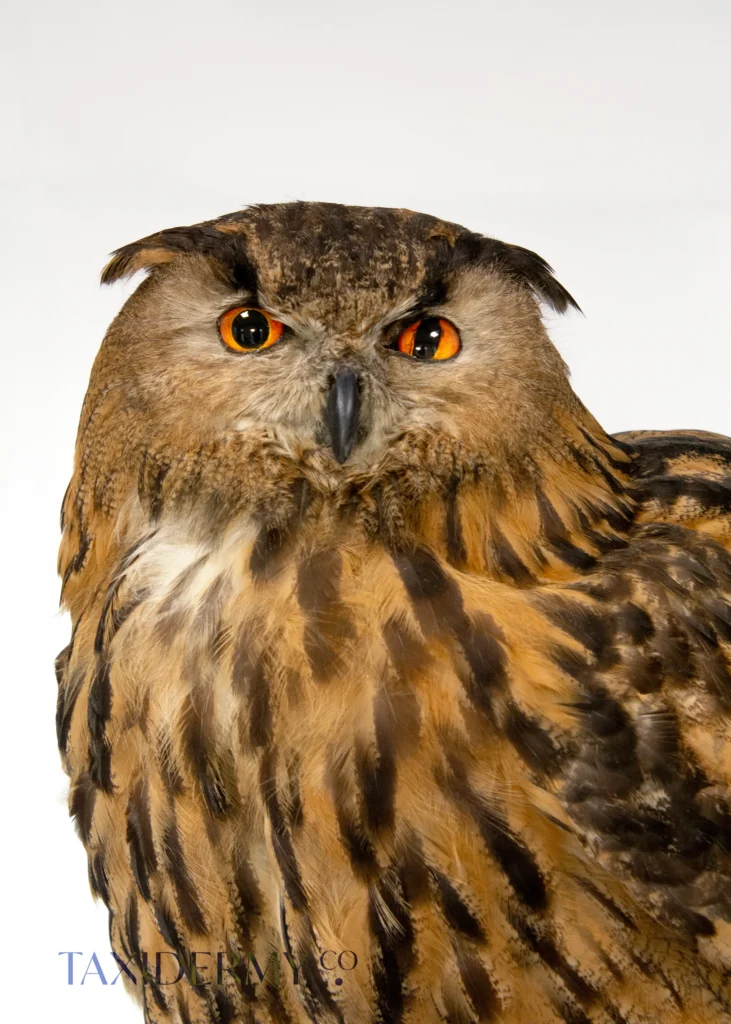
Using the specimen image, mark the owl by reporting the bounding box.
[56,202,731,1024]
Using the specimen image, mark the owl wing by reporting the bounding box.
[542,429,731,970]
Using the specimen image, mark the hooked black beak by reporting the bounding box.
[324,367,361,464]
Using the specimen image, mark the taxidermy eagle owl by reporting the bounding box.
[57,202,731,1024]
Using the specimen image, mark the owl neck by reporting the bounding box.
[59,406,636,618]
[352,410,636,586]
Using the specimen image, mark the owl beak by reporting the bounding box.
[324,367,362,464]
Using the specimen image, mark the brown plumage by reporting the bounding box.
[56,202,731,1024]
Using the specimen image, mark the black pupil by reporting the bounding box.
[412,317,442,359]
[231,309,271,348]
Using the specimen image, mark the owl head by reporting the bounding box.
[67,202,591,564]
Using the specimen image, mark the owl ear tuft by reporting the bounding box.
[100,243,179,284]
[100,222,255,287]
[492,241,582,315]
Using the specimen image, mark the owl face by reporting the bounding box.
[95,203,579,498]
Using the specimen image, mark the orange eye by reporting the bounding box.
[395,317,461,361]
[218,306,285,353]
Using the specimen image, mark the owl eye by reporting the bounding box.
[395,317,461,361]
[218,306,285,353]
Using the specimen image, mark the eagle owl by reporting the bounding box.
[57,202,731,1024]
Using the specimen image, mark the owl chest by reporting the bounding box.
[122,525,472,842]
[122,524,439,762]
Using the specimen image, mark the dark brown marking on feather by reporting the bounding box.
[153,901,192,980]
[89,850,110,905]
[393,546,459,626]
[460,613,509,714]
[550,644,595,688]
[299,950,345,1024]
[144,978,169,1016]
[633,474,731,513]
[574,877,637,931]
[180,688,236,816]
[564,688,641,803]
[249,525,290,579]
[627,430,731,462]
[616,602,655,643]
[510,911,597,1006]
[355,690,397,833]
[213,990,238,1024]
[504,704,563,777]
[475,810,547,912]
[231,851,263,945]
[162,818,207,934]
[61,529,91,590]
[581,526,629,555]
[443,758,548,912]
[249,479,312,580]
[624,647,664,694]
[445,477,467,567]
[566,442,593,475]
[567,573,632,605]
[585,450,626,495]
[126,892,169,1014]
[535,490,597,571]
[248,662,272,750]
[70,772,96,844]
[584,498,634,535]
[534,593,613,666]
[489,524,534,585]
[56,666,85,755]
[232,621,273,750]
[126,779,158,902]
[382,615,429,679]
[393,548,507,715]
[158,736,185,797]
[431,870,485,941]
[297,548,354,681]
[327,751,379,878]
[455,949,499,1021]
[95,572,128,654]
[663,902,715,938]
[124,890,141,960]
[259,750,308,911]
[580,427,634,470]
[368,884,411,1023]
[399,832,432,905]
[88,660,113,791]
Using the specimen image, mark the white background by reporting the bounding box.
[1,1,729,1020]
